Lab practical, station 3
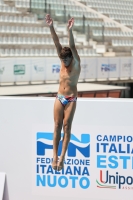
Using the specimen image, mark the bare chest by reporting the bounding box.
[60,66,77,80]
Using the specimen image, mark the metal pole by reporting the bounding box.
[64,5,66,23]
[49,4,51,15]
[87,24,90,41]
[102,24,104,44]
[83,15,85,34]
[45,0,47,13]
[29,0,32,12]
[68,14,71,20]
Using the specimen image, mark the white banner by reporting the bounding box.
[0,57,132,83]
[0,58,15,83]
[14,58,31,82]
[45,58,60,81]
[120,57,131,79]
[79,58,87,80]
[0,97,133,200]
[97,58,109,80]
[31,58,46,82]
[108,57,120,79]
[85,58,97,80]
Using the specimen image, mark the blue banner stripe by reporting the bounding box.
[37,132,90,143]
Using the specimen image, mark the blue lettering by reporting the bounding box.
[126,177,132,185]
[108,156,118,169]
[36,175,46,186]
[103,135,108,142]
[36,165,39,173]
[97,155,106,168]
[65,166,72,175]
[36,175,91,188]
[118,136,122,142]
[47,175,56,187]
[36,158,40,163]
[79,177,90,189]
[80,160,85,165]
[74,159,79,165]
[46,158,51,164]
[58,176,68,188]
[66,159,71,165]
[86,160,90,165]
[119,144,126,153]
[101,171,133,189]
[110,135,116,142]
[101,143,109,152]
[69,176,78,188]
[127,144,130,154]
[119,176,125,188]
[40,165,46,173]
[97,143,99,152]
[116,172,118,184]
[127,136,132,142]
[97,135,102,141]
[82,167,89,176]
[120,156,130,169]
[46,165,54,174]
[74,166,81,175]
[109,175,115,184]
[41,158,45,163]
[109,144,117,153]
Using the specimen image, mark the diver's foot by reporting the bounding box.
[57,159,64,171]
[52,158,58,171]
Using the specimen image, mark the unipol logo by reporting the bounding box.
[37,133,90,157]
[37,132,90,158]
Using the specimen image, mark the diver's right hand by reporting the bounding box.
[45,14,53,27]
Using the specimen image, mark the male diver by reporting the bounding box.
[45,14,81,171]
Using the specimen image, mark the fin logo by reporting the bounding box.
[52,65,60,73]
[37,132,90,158]
[101,64,116,72]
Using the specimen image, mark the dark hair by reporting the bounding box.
[59,47,72,59]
